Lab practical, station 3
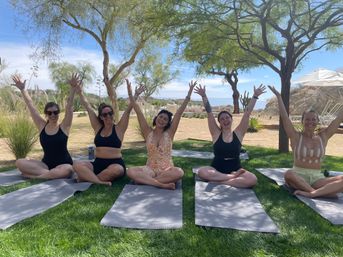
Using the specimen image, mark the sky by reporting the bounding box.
[1,1,343,108]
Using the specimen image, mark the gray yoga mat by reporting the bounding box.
[172,149,249,160]
[101,183,183,229]
[256,168,343,225]
[0,179,91,230]
[0,169,27,186]
[195,181,279,233]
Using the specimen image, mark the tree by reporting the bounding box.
[133,48,178,100]
[230,0,343,152]
[149,1,269,114]
[12,0,165,121]
[48,61,95,109]
[181,21,266,113]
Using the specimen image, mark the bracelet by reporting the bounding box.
[253,95,258,99]
[186,96,191,100]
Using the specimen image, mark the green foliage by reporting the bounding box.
[133,48,178,99]
[0,86,25,112]
[247,117,262,133]
[3,114,38,159]
[49,61,95,109]
[117,97,128,111]
[0,113,6,138]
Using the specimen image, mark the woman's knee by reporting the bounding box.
[15,158,26,169]
[198,168,210,179]
[127,167,139,179]
[173,167,184,179]
[284,170,295,182]
[245,172,257,186]
[73,161,86,172]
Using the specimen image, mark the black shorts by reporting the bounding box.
[42,154,73,170]
[211,157,241,174]
[91,157,126,175]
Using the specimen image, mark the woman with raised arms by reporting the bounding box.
[194,84,266,187]
[126,79,196,190]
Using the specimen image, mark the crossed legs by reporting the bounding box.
[289,173,343,198]
[127,166,183,190]
[197,166,257,188]
[73,161,124,186]
[15,158,73,179]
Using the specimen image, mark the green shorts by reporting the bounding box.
[292,166,326,185]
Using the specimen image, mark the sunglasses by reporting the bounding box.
[46,110,60,116]
[101,111,113,118]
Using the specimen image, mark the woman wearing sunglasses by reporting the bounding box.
[126,79,196,190]
[11,74,79,179]
[72,79,144,186]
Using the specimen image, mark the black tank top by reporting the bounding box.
[94,125,122,148]
[39,125,71,162]
[213,132,241,159]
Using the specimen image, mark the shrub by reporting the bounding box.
[4,114,38,159]
[0,114,5,138]
[247,117,262,133]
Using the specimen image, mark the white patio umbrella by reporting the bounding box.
[293,68,343,87]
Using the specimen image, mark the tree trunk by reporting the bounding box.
[225,70,240,114]
[279,74,292,153]
[232,85,240,114]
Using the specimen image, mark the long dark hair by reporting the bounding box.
[153,109,173,131]
[97,103,114,126]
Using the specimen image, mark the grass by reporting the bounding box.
[1,139,343,257]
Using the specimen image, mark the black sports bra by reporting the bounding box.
[94,125,122,148]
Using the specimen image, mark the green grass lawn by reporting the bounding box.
[1,139,343,257]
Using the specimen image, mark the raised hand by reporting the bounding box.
[253,84,267,97]
[268,85,281,97]
[185,80,197,100]
[194,84,206,97]
[68,73,83,93]
[134,84,145,100]
[126,79,134,101]
[11,75,26,90]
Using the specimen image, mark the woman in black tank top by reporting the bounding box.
[12,74,79,179]
[72,79,144,186]
[194,84,266,188]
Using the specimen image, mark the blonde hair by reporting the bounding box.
[301,108,319,122]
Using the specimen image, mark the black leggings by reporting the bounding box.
[91,157,126,175]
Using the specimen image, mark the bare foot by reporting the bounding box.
[294,190,313,198]
[98,181,112,186]
[232,169,246,178]
[160,182,176,190]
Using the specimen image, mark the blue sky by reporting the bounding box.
[1,1,343,108]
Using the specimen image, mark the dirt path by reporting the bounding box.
[0,114,342,167]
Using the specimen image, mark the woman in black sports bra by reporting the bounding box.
[72,80,144,186]
[194,84,266,188]
[12,74,79,179]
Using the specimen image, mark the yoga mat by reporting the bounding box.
[101,183,183,229]
[256,168,343,225]
[0,169,27,186]
[0,179,91,230]
[172,149,249,160]
[195,181,279,233]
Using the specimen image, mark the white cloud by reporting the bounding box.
[0,42,260,100]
